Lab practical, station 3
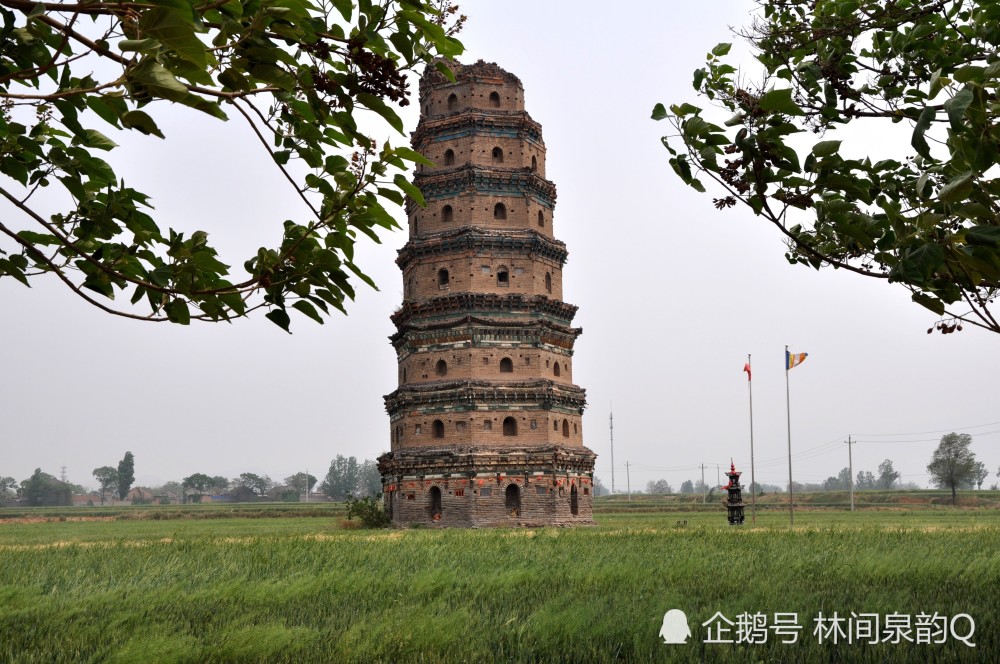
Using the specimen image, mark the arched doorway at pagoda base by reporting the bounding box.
[505,484,521,517]
[430,486,442,519]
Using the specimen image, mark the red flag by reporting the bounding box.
[743,362,752,381]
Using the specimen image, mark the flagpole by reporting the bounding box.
[785,345,794,526]
[747,353,757,525]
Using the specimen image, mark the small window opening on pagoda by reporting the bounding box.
[430,486,442,518]
[444,149,455,166]
[494,202,507,220]
[447,94,458,111]
[537,210,544,227]
[531,155,537,171]
[553,362,561,377]
[571,484,579,515]
[545,272,552,293]
[492,147,504,163]
[442,205,454,223]
[505,483,521,515]
[503,416,517,436]
[489,91,501,107]
[500,357,513,373]
[497,269,509,286]
[435,360,447,377]
[438,268,450,287]
[432,419,444,438]
[562,419,569,438]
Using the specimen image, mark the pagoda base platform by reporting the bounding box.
[377,445,596,528]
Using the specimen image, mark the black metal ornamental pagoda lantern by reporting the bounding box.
[722,461,746,525]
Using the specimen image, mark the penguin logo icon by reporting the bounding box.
[659,609,691,644]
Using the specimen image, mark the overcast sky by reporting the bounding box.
[2,1,998,493]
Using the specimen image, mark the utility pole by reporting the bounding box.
[716,464,720,488]
[846,436,855,512]
[625,461,631,501]
[700,463,706,504]
[609,407,615,494]
[305,468,309,503]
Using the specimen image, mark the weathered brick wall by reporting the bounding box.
[380,445,596,527]
[412,115,547,179]
[419,76,525,117]
[402,251,564,301]
[409,192,555,239]
[390,411,584,450]
[397,348,573,386]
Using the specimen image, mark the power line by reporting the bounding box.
[857,428,1000,444]
[855,420,1000,437]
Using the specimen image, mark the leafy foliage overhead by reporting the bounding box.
[655,0,1000,335]
[0,0,464,330]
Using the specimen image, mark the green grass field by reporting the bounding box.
[1,502,997,663]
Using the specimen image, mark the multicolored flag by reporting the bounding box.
[785,350,808,370]
[743,362,752,381]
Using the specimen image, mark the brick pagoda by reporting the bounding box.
[378,60,596,527]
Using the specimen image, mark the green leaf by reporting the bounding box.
[953,66,984,83]
[118,38,161,53]
[389,146,433,166]
[692,68,706,90]
[265,309,292,333]
[218,68,250,91]
[912,292,945,315]
[711,42,732,57]
[811,140,842,158]
[165,299,190,325]
[131,60,190,102]
[928,69,944,98]
[937,171,973,203]
[393,173,425,206]
[757,88,805,116]
[896,243,945,284]
[85,96,126,128]
[121,110,165,138]
[139,7,208,68]
[292,300,324,324]
[434,60,457,82]
[965,226,1000,247]
[669,103,700,118]
[77,129,118,151]
[651,103,668,121]
[15,230,60,246]
[911,107,936,159]
[943,88,973,130]
[0,258,30,286]
[916,172,932,199]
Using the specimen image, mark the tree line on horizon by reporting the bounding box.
[1,454,383,507]
[635,435,995,503]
